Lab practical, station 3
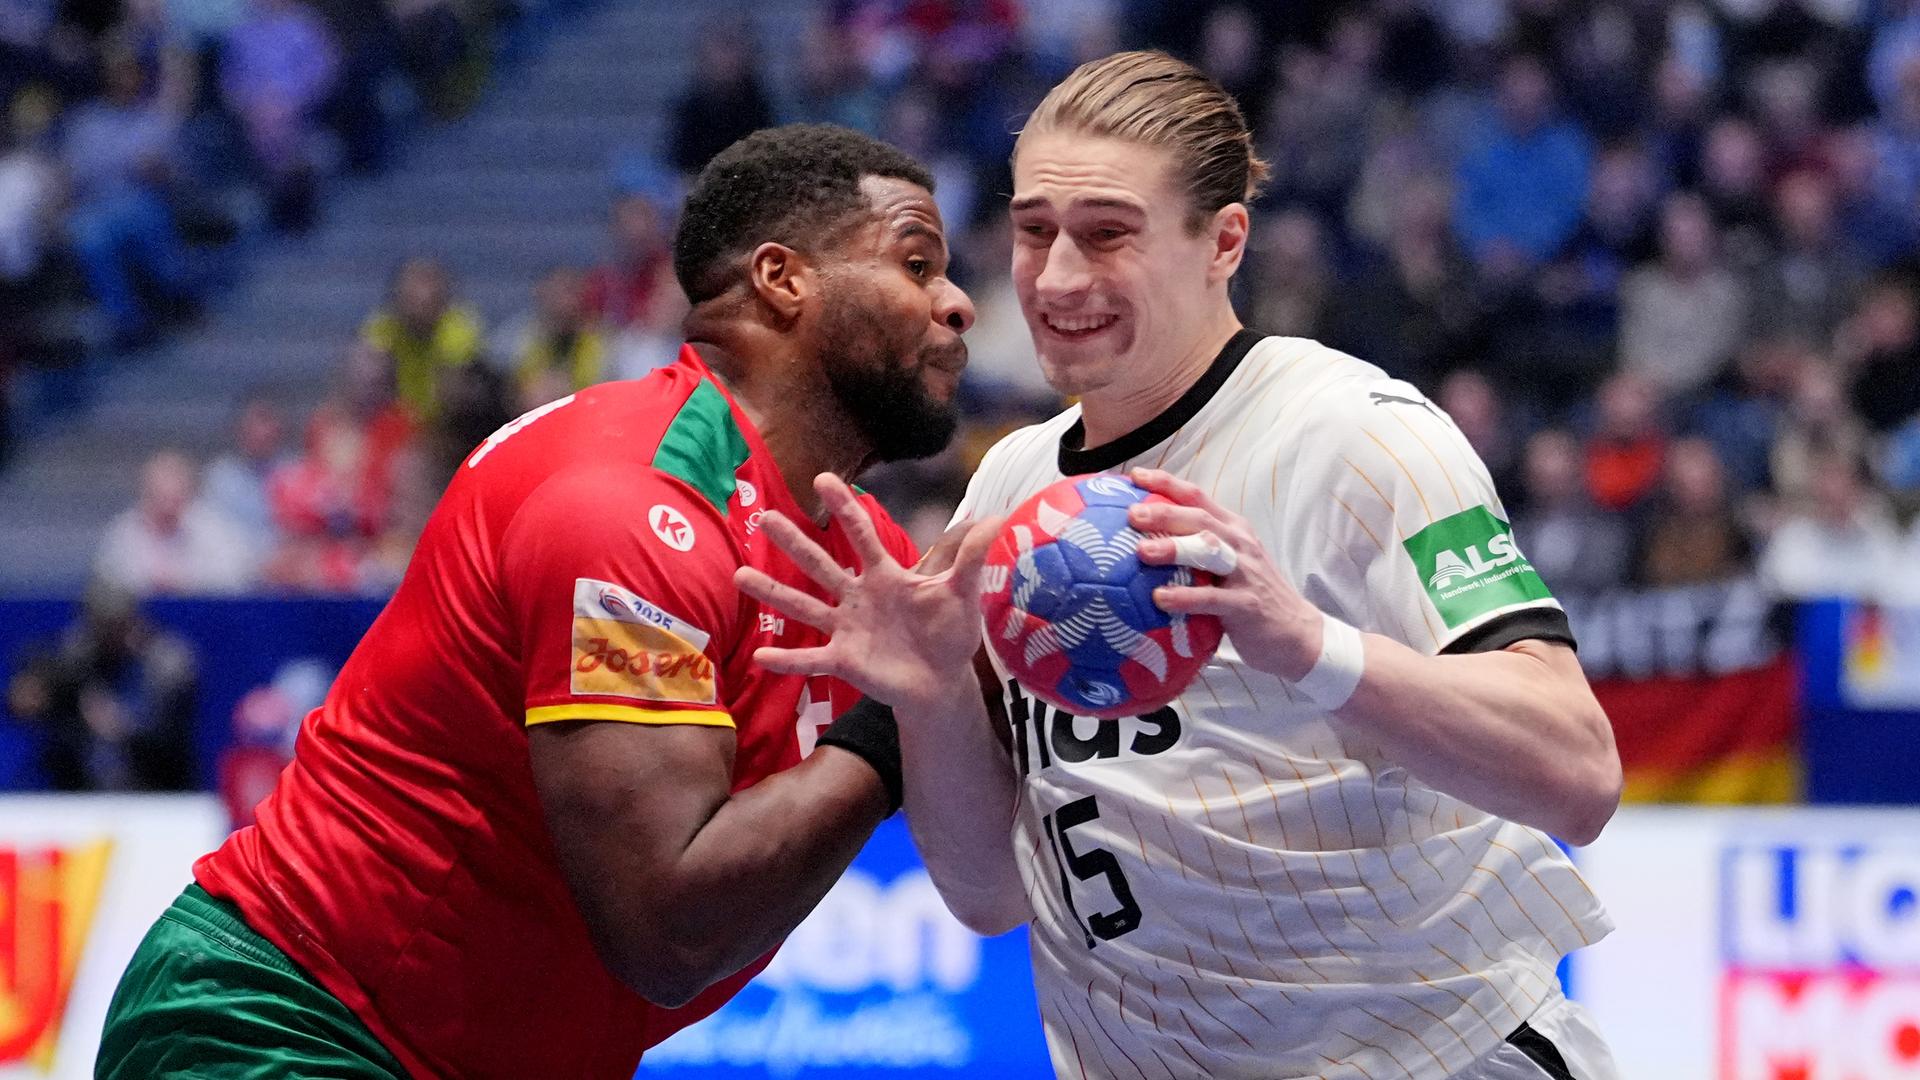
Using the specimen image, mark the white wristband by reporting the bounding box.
[1292,615,1365,711]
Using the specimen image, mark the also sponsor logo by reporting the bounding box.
[736,479,758,508]
[1427,531,1524,590]
[1402,505,1553,628]
[571,579,714,703]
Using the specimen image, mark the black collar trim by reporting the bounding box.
[1057,328,1263,475]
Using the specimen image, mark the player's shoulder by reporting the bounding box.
[1238,337,1444,447]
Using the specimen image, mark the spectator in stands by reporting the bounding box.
[1327,172,1481,391]
[0,88,64,468]
[200,395,294,562]
[582,188,674,329]
[94,450,255,594]
[61,44,200,348]
[1748,170,1865,346]
[667,16,773,176]
[1260,14,1383,220]
[582,185,686,379]
[1872,51,1920,218]
[1698,116,1773,267]
[421,357,508,482]
[1772,359,1870,505]
[1760,448,1905,600]
[792,16,883,133]
[1246,208,1330,340]
[1826,125,1914,268]
[264,402,387,592]
[4,579,198,791]
[493,264,606,411]
[1439,369,1522,496]
[1512,428,1632,596]
[1585,371,1668,513]
[1619,191,1748,399]
[361,255,483,419]
[0,88,60,299]
[1836,274,1920,434]
[219,0,340,232]
[390,0,473,117]
[1638,436,1753,586]
[336,336,414,486]
[1688,336,1801,496]
[1453,52,1593,278]
[1542,142,1661,342]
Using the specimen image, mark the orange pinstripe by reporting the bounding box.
[1357,1004,1449,1073]
[1388,408,1463,513]
[1363,427,1434,524]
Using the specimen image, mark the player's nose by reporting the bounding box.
[1034,233,1091,301]
[934,277,975,335]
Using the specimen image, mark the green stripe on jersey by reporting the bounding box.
[654,379,751,514]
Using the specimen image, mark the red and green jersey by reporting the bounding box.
[196,347,915,1079]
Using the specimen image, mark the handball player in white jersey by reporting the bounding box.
[738,51,1624,1080]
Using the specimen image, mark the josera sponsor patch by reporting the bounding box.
[570,578,715,704]
[1402,505,1553,628]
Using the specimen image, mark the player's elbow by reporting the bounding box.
[1556,740,1622,848]
[603,937,724,1009]
[939,886,1031,938]
[951,902,1028,939]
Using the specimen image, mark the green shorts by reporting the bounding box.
[96,883,409,1080]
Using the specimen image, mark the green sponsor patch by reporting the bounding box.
[1402,505,1553,628]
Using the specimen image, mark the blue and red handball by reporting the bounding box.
[980,474,1224,719]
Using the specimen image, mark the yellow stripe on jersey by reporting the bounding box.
[524,704,735,728]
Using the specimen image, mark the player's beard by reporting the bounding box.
[817,292,961,463]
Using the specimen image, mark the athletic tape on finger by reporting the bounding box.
[1166,532,1238,576]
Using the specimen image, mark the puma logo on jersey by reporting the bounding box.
[1427,531,1523,589]
[1369,390,1438,416]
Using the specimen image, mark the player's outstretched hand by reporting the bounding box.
[1126,467,1323,683]
[735,473,1002,714]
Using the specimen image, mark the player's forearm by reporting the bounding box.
[1330,633,1622,844]
[897,668,1032,937]
[648,749,889,1002]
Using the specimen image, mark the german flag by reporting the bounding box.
[1594,653,1801,804]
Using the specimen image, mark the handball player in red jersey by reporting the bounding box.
[96,124,977,1080]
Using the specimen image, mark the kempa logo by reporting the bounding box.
[650,504,695,552]
[1403,506,1553,629]
[1427,531,1523,590]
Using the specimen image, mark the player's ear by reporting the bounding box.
[747,242,810,324]
[1205,202,1250,285]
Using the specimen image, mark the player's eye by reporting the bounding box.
[1090,227,1126,244]
[907,257,930,278]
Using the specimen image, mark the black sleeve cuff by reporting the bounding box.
[1440,606,1578,656]
[817,697,903,814]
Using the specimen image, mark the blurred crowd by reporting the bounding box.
[0,0,547,468]
[70,0,1920,614]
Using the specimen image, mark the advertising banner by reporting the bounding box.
[644,815,1051,1078]
[1575,806,1920,1079]
[1566,578,1800,803]
[0,796,226,1080]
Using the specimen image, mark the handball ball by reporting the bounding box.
[980,474,1224,719]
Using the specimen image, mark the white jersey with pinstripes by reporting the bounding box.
[951,334,1614,1080]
